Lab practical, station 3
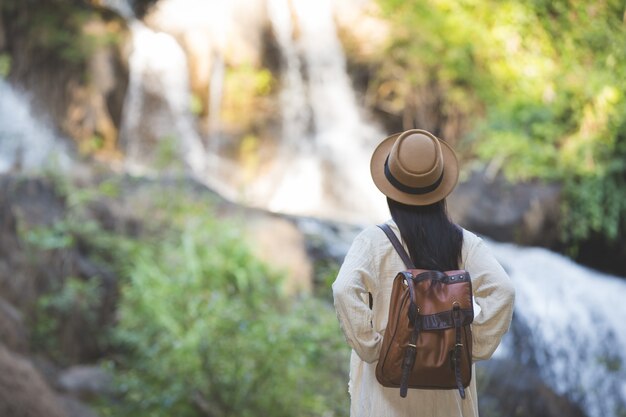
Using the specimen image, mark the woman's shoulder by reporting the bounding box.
[460,227,482,246]
[458,227,491,267]
[352,223,388,246]
[355,222,485,252]
[350,222,402,255]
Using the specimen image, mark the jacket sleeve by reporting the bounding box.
[466,238,516,362]
[332,233,382,363]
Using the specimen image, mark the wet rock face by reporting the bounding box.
[447,170,626,277]
[0,176,67,311]
[57,366,113,401]
[477,358,588,417]
[244,214,313,295]
[0,176,118,363]
[447,170,562,248]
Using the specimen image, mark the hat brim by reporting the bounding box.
[370,131,459,206]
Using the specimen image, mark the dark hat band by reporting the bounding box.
[384,156,444,195]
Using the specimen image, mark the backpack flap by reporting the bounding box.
[410,270,474,329]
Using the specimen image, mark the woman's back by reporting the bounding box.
[332,129,515,417]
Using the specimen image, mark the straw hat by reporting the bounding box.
[370,129,459,206]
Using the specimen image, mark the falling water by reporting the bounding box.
[259,0,323,217]
[102,0,387,222]
[492,242,626,417]
[0,79,71,173]
[261,0,387,223]
[267,0,311,146]
[119,20,206,174]
[290,0,374,153]
[100,0,134,18]
[146,0,235,164]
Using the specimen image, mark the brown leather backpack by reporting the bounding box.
[375,224,474,398]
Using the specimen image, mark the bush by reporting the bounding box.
[21,175,350,416]
[106,209,350,417]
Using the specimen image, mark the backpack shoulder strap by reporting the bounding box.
[377,223,415,270]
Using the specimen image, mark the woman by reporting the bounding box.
[332,129,515,417]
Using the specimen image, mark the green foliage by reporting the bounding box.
[374,0,626,248]
[190,92,204,116]
[562,173,626,247]
[20,175,138,361]
[17,175,132,269]
[313,258,341,301]
[0,53,11,77]
[21,175,345,417]
[104,197,349,417]
[155,135,186,170]
[2,0,123,69]
[78,134,106,155]
[39,174,137,269]
[222,65,276,127]
[22,221,75,251]
[33,276,103,359]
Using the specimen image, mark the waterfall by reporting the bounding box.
[491,242,626,417]
[0,79,71,173]
[261,0,387,223]
[103,0,388,223]
[267,0,311,146]
[142,0,238,171]
[118,19,206,174]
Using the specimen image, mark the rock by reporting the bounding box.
[0,6,5,50]
[447,170,562,248]
[30,355,63,390]
[0,175,66,227]
[57,366,113,401]
[0,176,66,312]
[59,396,100,417]
[0,175,119,363]
[245,214,313,295]
[62,17,129,158]
[0,344,69,417]
[0,298,28,352]
[477,358,587,417]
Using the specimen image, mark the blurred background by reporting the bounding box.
[0,0,625,416]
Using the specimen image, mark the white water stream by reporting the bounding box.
[119,20,207,174]
[492,242,626,417]
[0,79,70,173]
[260,0,387,222]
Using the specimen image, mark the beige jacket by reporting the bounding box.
[332,221,515,417]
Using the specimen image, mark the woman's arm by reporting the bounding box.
[332,233,382,363]
[466,238,516,362]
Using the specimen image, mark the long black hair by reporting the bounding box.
[387,197,463,271]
